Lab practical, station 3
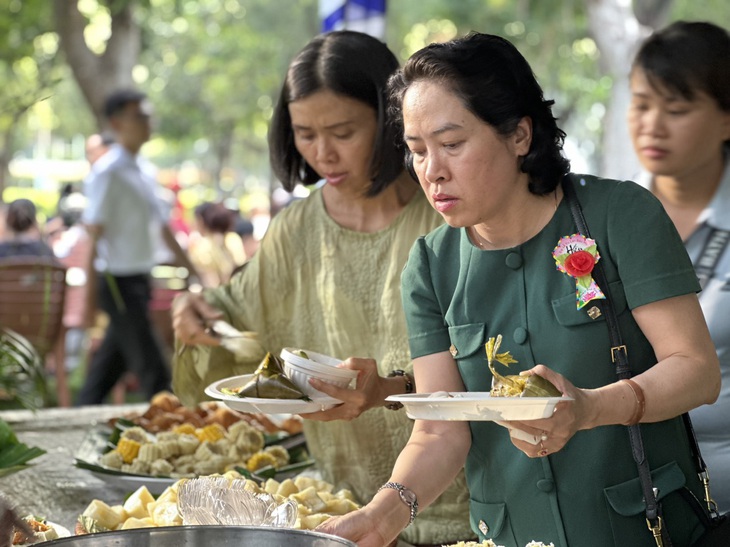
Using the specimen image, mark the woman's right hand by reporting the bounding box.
[316,505,400,547]
[171,291,223,346]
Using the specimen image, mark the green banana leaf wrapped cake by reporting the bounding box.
[487,335,561,398]
[221,353,308,400]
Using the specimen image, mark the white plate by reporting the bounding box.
[386,392,573,421]
[205,374,342,414]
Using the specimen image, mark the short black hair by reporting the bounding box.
[268,30,405,196]
[194,202,233,234]
[6,199,38,233]
[632,21,730,114]
[388,32,570,196]
[104,89,147,119]
[99,131,116,146]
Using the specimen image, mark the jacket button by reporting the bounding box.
[537,479,555,492]
[513,327,528,344]
[505,252,523,269]
[478,520,489,535]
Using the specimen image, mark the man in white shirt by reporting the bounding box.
[78,89,197,405]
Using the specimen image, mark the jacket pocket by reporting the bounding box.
[447,323,487,360]
[603,461,703,546]
[604,461,685,517]
[469,498,517,545]
[551,279,628,327]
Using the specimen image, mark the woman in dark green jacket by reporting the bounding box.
[319,32,721,547]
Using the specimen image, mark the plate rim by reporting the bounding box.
[386,392,574,403]
[205,374,342,409]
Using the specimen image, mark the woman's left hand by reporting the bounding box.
[503,365,594,458]
[298,358,387,421]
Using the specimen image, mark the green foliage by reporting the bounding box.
[0,329,47,410]
[1,0,728,192]
[0,417,46,476]
[135,0,319,189]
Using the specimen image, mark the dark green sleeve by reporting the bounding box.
[607,180,700,309]
[401,236,452,359]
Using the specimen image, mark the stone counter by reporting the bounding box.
[0,404,148,532]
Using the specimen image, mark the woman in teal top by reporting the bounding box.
[628,21,730,513]
[319,33,720,547]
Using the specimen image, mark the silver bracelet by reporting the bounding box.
[377,481,418,526]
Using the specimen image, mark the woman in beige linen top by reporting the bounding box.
[171,30,472,546]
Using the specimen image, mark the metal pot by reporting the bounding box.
[45,526,357,547]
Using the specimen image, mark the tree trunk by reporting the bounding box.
[586,0,672,180]
[53,0,141,130]
[0,126,13,196]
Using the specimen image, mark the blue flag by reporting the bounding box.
[320,0,386,38]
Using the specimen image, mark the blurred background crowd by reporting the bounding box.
[0,0,726,405]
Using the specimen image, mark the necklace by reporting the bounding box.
[469,188,558,250]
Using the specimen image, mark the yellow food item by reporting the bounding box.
[81,499,124,530]
[324,497,360,515]
[275,478,299,498]
[155,486,178,505]
[120,426,149,444]
[246,451,278,472]
[148,500,182,527]
[123,485,155,520]
[77,471,361,533]
[110,505,128,525]
[137,443,162,463]
[334,488,357,502]
[264,445,290,468]
[291,486,327,513]
[115,438,142,464]
[99,450,124,469]
[294,475,333,493]
[119,517,155,529]
[195,423,226,443]
[299,513,332,530]
[173,423,196,436]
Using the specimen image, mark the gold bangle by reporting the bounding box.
[620,379,646,426]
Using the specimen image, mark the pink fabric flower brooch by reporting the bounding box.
[553,233,606,309]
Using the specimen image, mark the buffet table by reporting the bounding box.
[0,404,149,532]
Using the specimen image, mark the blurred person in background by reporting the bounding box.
[628,20,730,512]
[171,30,473,546]
[188,201,240,287]
[233,215,259,261]
[85,132,115,166]
[77,88,199,405]
[0,201,7,241]
[0,198,55,259]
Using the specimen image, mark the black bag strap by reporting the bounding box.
[561,176,671,546]
[695,229,730,291]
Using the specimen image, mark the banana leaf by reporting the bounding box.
[223,353,308,400]
[0,328,46,410]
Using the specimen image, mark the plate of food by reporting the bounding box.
[385,392,573,421]
[12,516,70,545]
[205,374,342,414]
[74,395,313,495]
[394,335,573,422]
